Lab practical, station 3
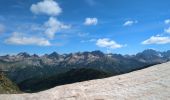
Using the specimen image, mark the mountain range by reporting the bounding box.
[0,49,170,92]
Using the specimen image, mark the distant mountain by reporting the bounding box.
[17,52,31,58]
[135,49,165,64]
[162,50,170,60]
[0,49,169,92]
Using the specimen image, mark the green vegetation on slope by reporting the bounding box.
[0,73,21,94]
[18,68,112,93]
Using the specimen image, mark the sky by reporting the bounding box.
[0,0,170,55]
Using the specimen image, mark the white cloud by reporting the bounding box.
[30,0,62,16]
[30,0,71,40]
[78,32,89,37]
[0,24,5,34]
[165,19,170,24]
[5,32,51,46]
[30,24,44,31]
[96,38,124,49]
[84,18,98,26]
[123,20,138,26]
[44,17,71,39]
[142,36,170,45]
[164,27,170,34]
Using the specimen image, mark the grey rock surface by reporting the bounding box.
[0,61,170,100]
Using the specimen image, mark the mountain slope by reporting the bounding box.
[0,61,169,100]
[0,73,21,94]
[18,68,112,92]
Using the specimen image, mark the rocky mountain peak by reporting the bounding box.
[142,49,159,54]
[47,52,60,59]
[32,54,39,58]
[17,52,30,58]
[91,50,104,57]
[136,49,162,58]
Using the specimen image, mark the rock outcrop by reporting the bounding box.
[0,61,170,100]
[0,73,21,94]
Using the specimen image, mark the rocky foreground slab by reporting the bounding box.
[0,61,170,100]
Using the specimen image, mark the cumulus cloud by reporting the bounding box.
[30,0,70,40]
[142,36,170,45]
[5,32,51,46]
[44,17,71,39]
[0,24,5,34]
[123,20,138,26]
[164,27,170,34]
[96,38,124,49]
[84,18,98,26]
[165,19,170,24]
[30,0,62,16]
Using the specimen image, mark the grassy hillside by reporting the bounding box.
[0,73,21,94]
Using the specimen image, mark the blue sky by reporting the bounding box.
[0,0,170,55]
